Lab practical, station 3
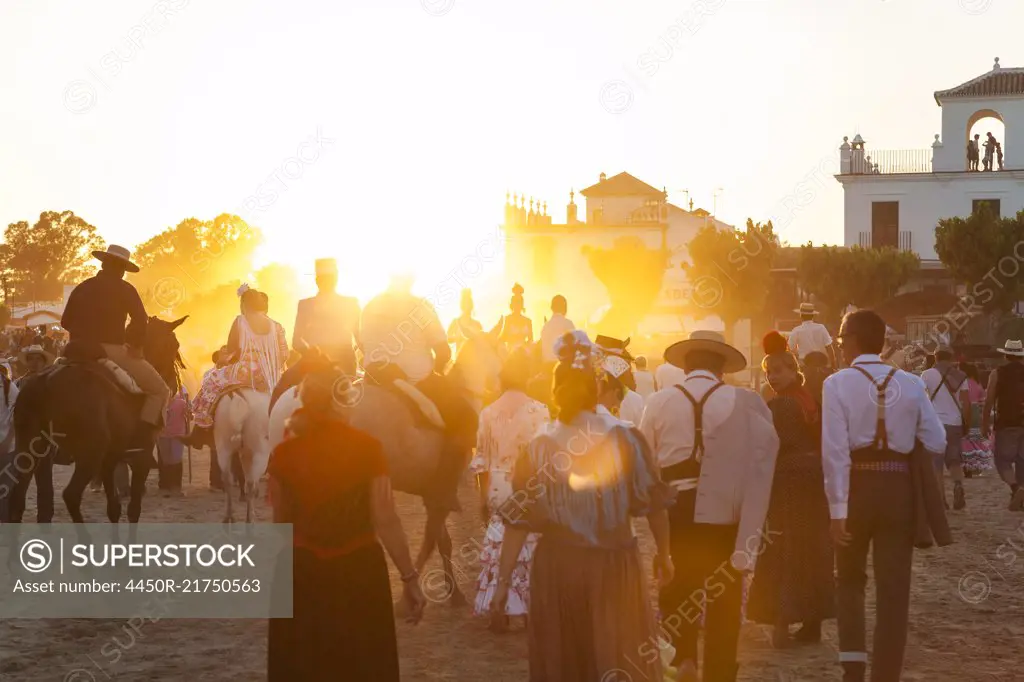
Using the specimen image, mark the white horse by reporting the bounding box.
[214,389,271,524]
[269,325,505,604]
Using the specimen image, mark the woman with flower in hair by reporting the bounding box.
[748,331,835,648]
[471,347,549,631]
[184,284,289,446]
[490,330,676,681]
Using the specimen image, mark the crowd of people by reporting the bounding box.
[6,244,1024,681]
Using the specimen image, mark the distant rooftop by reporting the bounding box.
[580,172,665,198]
[934,57,1024,104]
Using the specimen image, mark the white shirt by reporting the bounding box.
[641,372,779,571]
[821,355,947,520]
[0,378,19,452]
[619,389,644,426]
[640,371,738,490]
[788,320,833,360]
[634,370,655,399]
[539,314,575,363]
[654,362,688,391]
[920,365,967,427]
[361,293,448,383]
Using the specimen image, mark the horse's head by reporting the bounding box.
[293,342,338,378]
[145,315,187,390]
[451,317,507,405]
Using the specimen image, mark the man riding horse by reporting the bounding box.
[360,272,478,514]
[8,244,184,526]
[291,258,361,374]
[61,244,170,443]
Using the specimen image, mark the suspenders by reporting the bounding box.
[850,364,897,451]
[675,382,725,462]
[928,367,965,403]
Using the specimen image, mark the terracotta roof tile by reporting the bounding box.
[580,172,664,198]
[934,67,1024,104]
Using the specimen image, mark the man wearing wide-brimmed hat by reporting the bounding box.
[60,244,170,432]
[16,344,55,386]
[788,302,836,368]
[982,338,1024,511]
[641,329,779,682]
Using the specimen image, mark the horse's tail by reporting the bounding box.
[220,392,250,449]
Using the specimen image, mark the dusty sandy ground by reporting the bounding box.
[1,448,1023,681]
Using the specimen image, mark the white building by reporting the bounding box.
[837,58,1024,261]
[502,171,751,373]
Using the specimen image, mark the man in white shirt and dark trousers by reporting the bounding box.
[633,355,655,399]
[642,330,779,682]
[823,310,947,682]
[920,346,970,510]
[789,302,836,368]
[539,295,574,368]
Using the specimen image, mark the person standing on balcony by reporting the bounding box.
[983,132,997,171]
[789,303,836,369]
[996,140,1005,171]
[967,135,980,171]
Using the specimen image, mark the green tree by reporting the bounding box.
[584,236,670,339]
[797,244,919,320]
[935,204,1023,313]
[0,211,103,302]
[130,213,262,313]
[683,219,780,332]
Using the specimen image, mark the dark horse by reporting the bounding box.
[8,316,187,525]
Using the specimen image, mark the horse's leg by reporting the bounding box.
[63,460,95,524]
[126,451,151,524]
[415,511,439,574]
[101,455,121,523]
[7,449,37,523]
[245,479,256,524]
[221,451,235,524]
[437,516,466,606]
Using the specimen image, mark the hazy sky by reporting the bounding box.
[0,0,1018,307]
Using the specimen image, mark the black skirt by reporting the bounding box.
[268,542,399,681]
[747,459,836,626]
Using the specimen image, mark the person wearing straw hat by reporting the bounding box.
[16,344,55,385]
[641,329,779,682]
[60,244,170,433]
[788,302,836,369]
[981,338,1024,511]
[823,309,948,682]
[291,258,361,376]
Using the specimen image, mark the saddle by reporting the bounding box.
[362,363,445,430]
[54,342,142,396]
